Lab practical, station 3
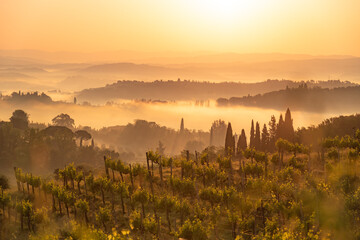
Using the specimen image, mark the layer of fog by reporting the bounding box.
[0,99,349,134]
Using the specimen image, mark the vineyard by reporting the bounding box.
[2,134,360,239]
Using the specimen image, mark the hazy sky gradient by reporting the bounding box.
[1,0,360,55]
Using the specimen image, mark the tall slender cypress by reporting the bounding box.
[261,124,270,152]
[225,122,235,156]
[237,129,247,154]
[180,118,184,133]
[277,114,285,140]
[250,120,255,149]
[255,122,261,150]
[284,108,294,142]
[268,115,277,151]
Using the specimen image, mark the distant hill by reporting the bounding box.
[0,81,49,92]
[0,72,34,80]
[78,62,184,79]
[80,62,172,74]
[0,55,47,66]
[1,50,360,91]
[72,62,221,84]
[76,79,357,104]
[0,49,355,64]
[217,85,360,112]
[3,67,48,73]
[61,57,360,89]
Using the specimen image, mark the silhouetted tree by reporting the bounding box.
[284,108,295,142]
[180,118,184,133]
[255,122,261,150]
[277,114,285,140]
[10,109,29,130]
[237,129,247,154]
[40,126,76,167]
[52,114,75,129]
[225,123,235,156]
[210,120,227,146]
[42,126,74,138]
[268,115,277,151]
[261,124,270,152]
[250,120,255,148]
[75,130,92,147]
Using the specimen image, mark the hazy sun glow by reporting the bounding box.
[0,0,359,55]
[191,0,266,23]
[193,0,240,22]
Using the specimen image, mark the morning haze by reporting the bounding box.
[1,1,360,239]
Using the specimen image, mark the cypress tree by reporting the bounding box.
[268,115,277,151]
[255,122,261,150]
[284,108,295,142]
[237,129,247,154]
[210,119,227,146]
[250,120,255,149]
[225,122,235,156]
[232,136,236,156]
[277,114,285,140]
[210,127,214,146]
[180,118,184,133]
[261,124,270,152]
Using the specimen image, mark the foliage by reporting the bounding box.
[4,113,360,239]
[178,219,208,240]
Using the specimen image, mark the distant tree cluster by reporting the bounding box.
[80,118,209,158]
[4,91,53,103]
[222,108,295,157]
[297,113,360,147]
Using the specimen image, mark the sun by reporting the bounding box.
[189,0,266,28]
[193,0,239,22]
[203,1,237,19]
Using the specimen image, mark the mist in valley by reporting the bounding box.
[1,55,360,174]
[0,92,354,163]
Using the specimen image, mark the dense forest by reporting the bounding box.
[2,107,360,239]
[217,84,360,112]
[76,80,355,104]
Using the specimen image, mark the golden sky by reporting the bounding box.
[1,0,360,55]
